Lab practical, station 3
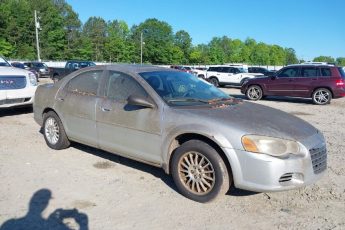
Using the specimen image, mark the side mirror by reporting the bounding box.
[271,75,277,80]
[127,95,155,108]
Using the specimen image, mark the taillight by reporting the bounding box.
[336,79,345,86]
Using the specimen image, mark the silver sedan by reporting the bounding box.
[33,65,327,202]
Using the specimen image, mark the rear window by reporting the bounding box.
[338,67,345,79]
[320,68,331,77]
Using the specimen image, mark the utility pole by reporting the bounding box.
[140,31,143,65]
[34,10,41,61]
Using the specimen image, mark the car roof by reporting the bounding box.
[287,64,336,68]
[105,64,177,74]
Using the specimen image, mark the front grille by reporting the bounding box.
[310,144,327,174]
[0,76,27,90]
[279,173,293,183]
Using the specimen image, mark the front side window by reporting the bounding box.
[139,71,230,106]
[278,67,298,78]
[299,67,318,77]
[106,71,148,102]
[67,70,102,96]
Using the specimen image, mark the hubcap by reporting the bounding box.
[248,87,261,99]
[178,151,215,195]
[45,117,60,145]
[314,90,330,104]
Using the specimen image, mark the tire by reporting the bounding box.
[209,77,219,87]
[171,140,230,203]
[246,85,263,101]
[312,88,332,105]
[43,111,70,150]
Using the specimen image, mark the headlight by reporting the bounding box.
[29,72,37,86]
[241,135,307,158]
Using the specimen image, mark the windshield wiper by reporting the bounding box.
[167,98,210,103]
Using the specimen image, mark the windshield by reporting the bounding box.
[139,71,231,106]
[0,57,11,67]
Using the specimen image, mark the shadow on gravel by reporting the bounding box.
[0,106,33,117]
[72,143,178,193]
[0,189,88,230]
[227,187,259,197]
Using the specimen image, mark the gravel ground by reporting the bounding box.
[0,81,344,230]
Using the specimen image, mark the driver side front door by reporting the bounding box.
[96,71,163,164]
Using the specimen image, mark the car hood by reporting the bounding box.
[0,66,30,76]
[175,101,317,142]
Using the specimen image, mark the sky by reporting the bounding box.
[66,0,345,61]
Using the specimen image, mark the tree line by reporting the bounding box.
[0,0,344,66]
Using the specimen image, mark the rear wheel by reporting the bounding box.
[246,85,263,101]
[209,77,219,87]
[171,140,230,203]
[43,111,70,150]
[312,88,331,105]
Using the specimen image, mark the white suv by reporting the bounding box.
[0,57,37,108]
[206,66,262,87]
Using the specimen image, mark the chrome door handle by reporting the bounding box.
[57,98,64,101]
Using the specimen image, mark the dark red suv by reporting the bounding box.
[241,64,345,105]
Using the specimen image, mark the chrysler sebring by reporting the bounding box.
[33,65,327,202]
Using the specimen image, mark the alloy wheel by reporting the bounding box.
[314,90,330,104]
[178,151,216,195]
[44,117,60,145]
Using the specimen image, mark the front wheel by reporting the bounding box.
[246,85,263,101]
[171,140,230,203]
[312,88,332,105]
[43,111,70,150]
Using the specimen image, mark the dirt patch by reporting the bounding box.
[93,161,115,169]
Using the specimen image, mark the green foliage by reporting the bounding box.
[313,56,335,63]
[0,1,339,65]
[0,38,14,56]
[336,57,345,66]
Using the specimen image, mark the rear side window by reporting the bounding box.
[320,68,331,77]
[337,67,345,79]
[300,67,318,77]
[67,70,102,96]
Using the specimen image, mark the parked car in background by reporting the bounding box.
[34,65,326,202]
[242,64,345,105]
[0,56,37,108]
[11,62,39,82]
[193,67,208,79]
[23,61,50,78]
[49,60,96,82]
[205,65,262,87]
[170,65,194,74]
[248,67,276,76]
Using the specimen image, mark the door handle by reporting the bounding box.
[57,97,64,101]
[101,107,111,112]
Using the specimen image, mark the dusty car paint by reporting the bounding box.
[34,65,327,193]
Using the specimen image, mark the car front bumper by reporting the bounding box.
[222,132,327,192]
[0,87,36,108]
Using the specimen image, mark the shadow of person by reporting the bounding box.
[0,189,88,230]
